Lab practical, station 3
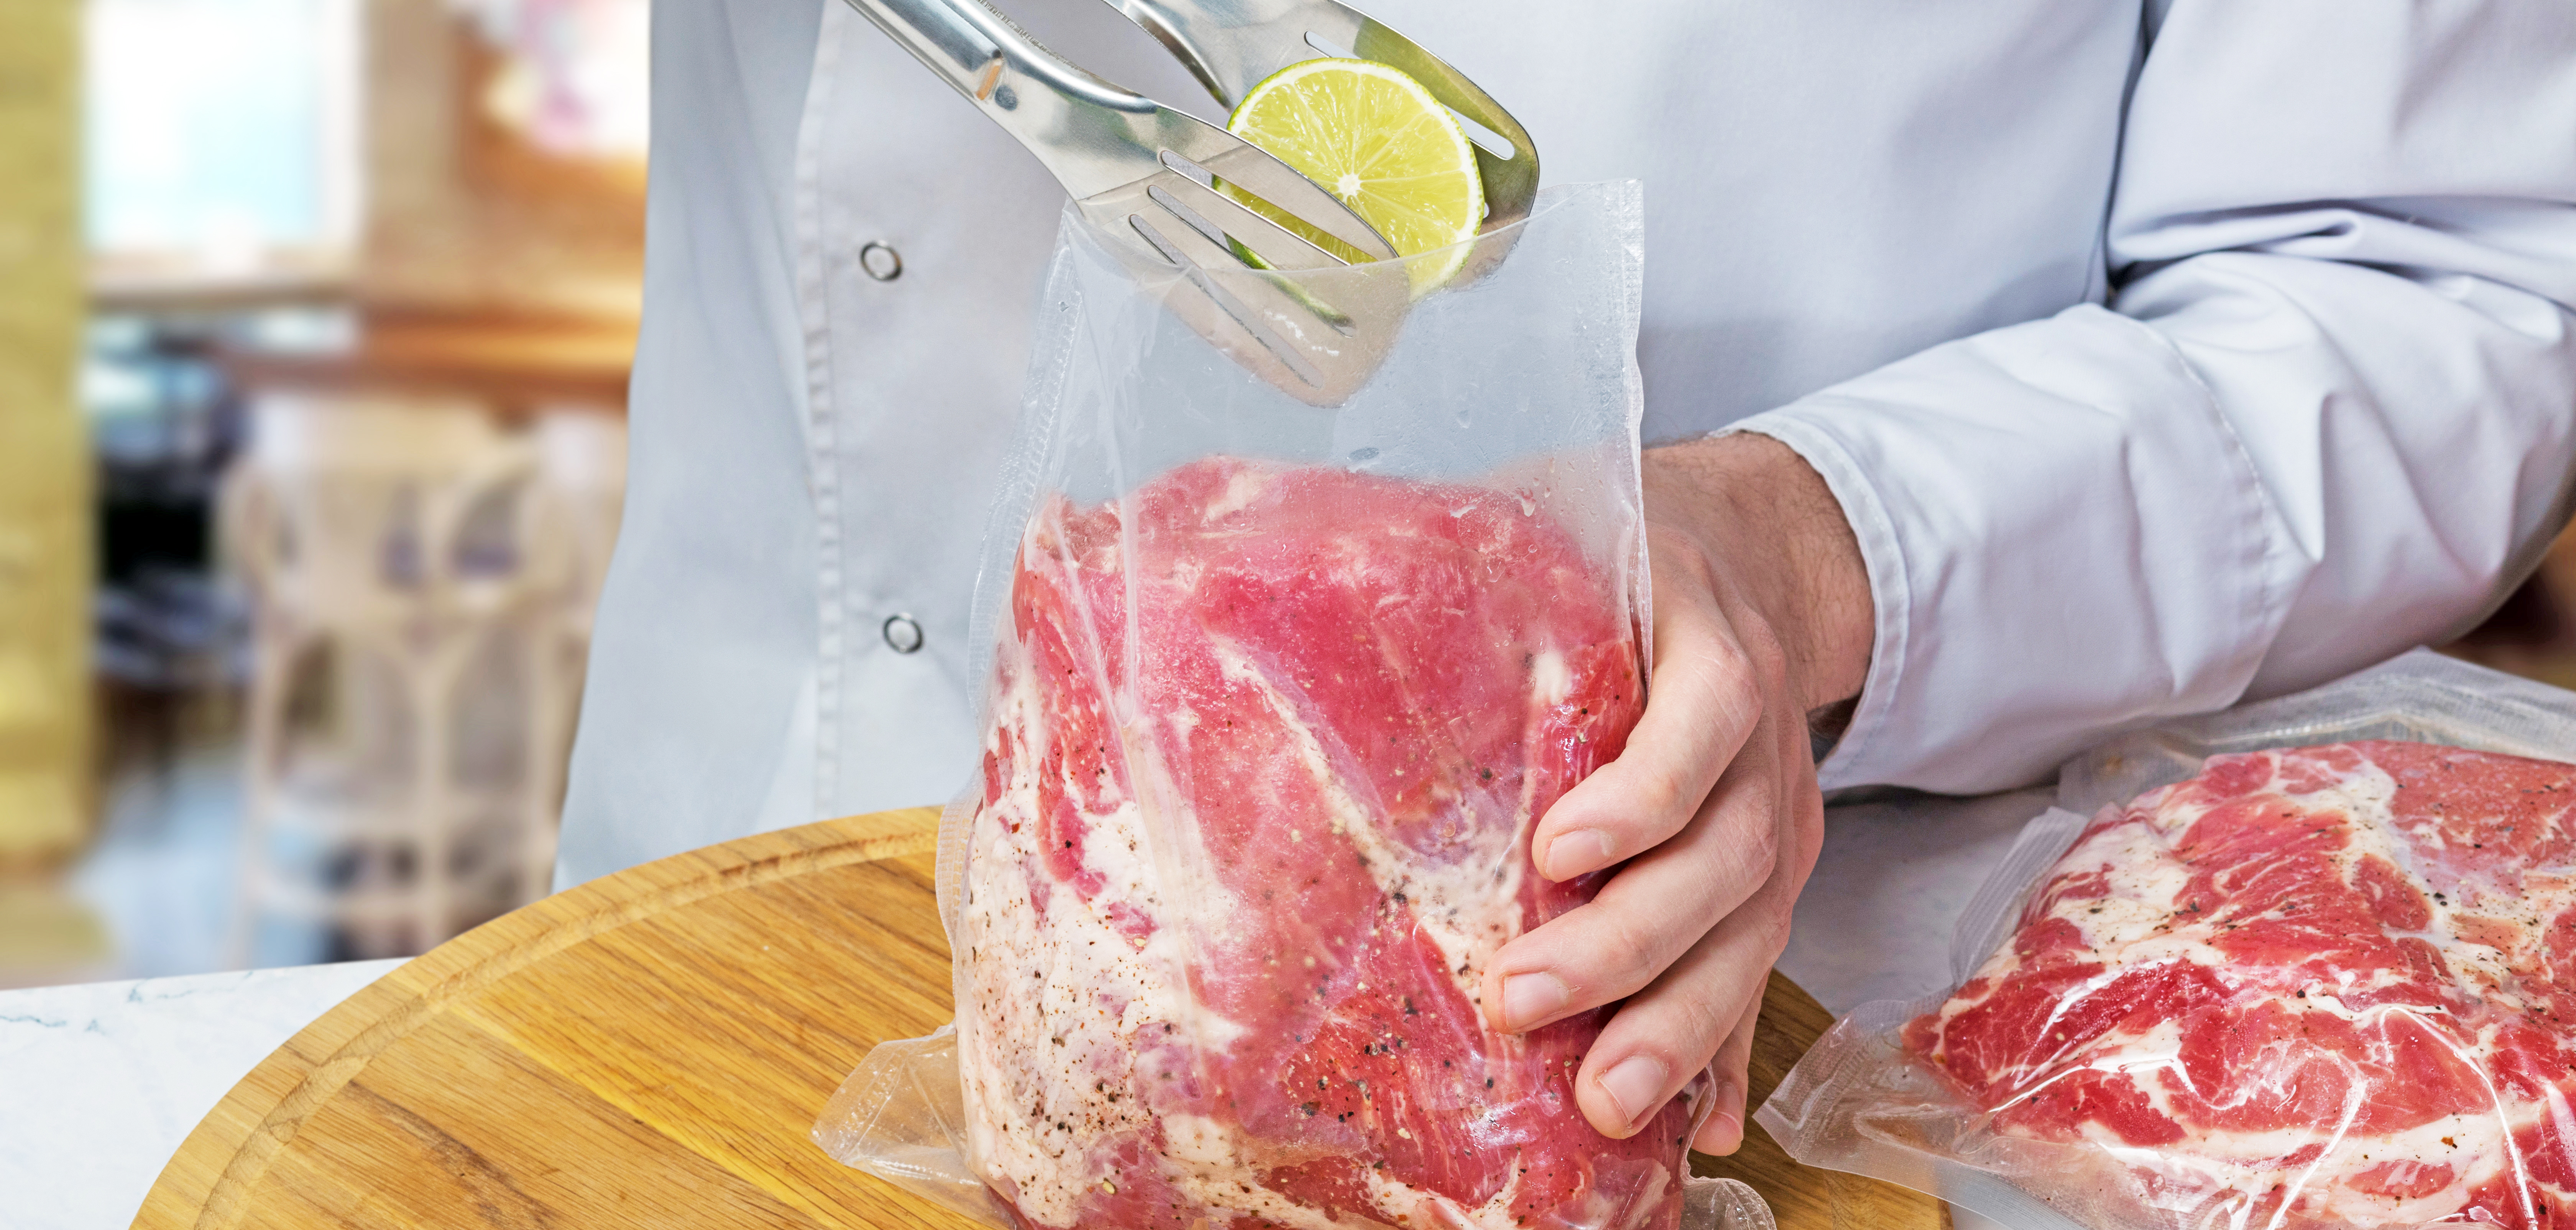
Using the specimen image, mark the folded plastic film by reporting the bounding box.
[813,1025,1015,1228]
[1761,650,2576,1230]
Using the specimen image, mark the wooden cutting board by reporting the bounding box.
[133,806,1945,1230]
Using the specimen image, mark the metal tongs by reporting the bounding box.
[1102,0,1535,237]
[836,0,1538,405]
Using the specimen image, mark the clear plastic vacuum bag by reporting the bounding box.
[815,183,1768,1230]
[1758,650,2576,1230]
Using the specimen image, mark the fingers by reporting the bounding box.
[1572,708,1822,1141]
[1487,727,1783,1033]
[1571,871,1791,1139]
[1532,534,1775,883]
[1691,994,1762,1155]
[1488,511,1830,1144]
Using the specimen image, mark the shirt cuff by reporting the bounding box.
[1713,304,2285,794]
[1718,416,1912,792]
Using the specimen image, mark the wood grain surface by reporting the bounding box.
[132,806,1943,1230]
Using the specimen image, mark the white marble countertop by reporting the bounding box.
[0,959,404,1230]
[0,789,2054,1230]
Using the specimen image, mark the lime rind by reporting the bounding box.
[1222,57,1485,297]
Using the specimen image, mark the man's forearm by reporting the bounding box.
[1643,433,1873,718]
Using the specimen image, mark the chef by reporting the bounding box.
[559,0,2576,1159]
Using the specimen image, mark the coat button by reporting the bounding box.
[859,241,903,281]
[882,613,925,654]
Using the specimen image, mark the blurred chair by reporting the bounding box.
[532,409,626,640]
[526,408,625,883]
[222,394,574,963]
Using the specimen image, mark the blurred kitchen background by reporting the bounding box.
[1,0,641,987]
[7,0,2576,991]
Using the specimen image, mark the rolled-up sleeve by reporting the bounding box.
[1733,0,2576,794]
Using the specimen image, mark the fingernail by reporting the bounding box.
[1544,829,1616,878]
[1693,1078,1747,1153]
[1499,972,1570,1031]
[1596,1055,1672,1132]
[1697,1110,1743,1154]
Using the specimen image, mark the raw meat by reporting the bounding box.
[956,457,1688,1230]
[1908,740,2576,1228]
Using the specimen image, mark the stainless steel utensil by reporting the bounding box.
[838,0,1412,405]
[1096,0,1539,241]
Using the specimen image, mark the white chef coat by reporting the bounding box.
[557,0,2576,885]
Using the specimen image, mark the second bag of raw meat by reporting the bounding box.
[1757,651,2576,1230]
[816,182,1729,1230]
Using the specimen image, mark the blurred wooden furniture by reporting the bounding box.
[222,394,575,961]
[2446,528,2576,695]
[214,308,636,422]
[134,805,1946,1230]
[363,0,645,322]
[202,0,649,422]
[0,0,92,866]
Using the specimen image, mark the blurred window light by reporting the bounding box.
[85,0,363,284]
[451,0,649,163]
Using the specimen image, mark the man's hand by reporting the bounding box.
[1480,432,1872,1155]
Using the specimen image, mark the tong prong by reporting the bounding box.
[1127,213,1332,389]
[1166,143,1395,264]
[1145,175,1345,273]
[1137,190,1364,342]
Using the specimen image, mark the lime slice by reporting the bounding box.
[1225,57,1485,296]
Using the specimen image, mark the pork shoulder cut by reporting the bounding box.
[958,457,1690,1230]
[1909,740,2576,1228]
